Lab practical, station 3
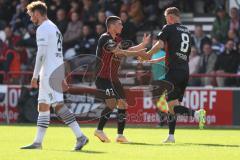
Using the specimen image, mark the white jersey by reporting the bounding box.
[36,20,64,79]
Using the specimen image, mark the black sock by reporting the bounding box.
[97,107,113,130]
[173,105,195,117]
[117,109,126,134]
[157,110,167,126]
[168,114,176,135]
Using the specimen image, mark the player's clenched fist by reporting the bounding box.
[31,78,38,88]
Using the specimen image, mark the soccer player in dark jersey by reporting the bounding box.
[94,16,151,143]
[147,7,206,143]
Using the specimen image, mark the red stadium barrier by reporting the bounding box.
[1,85,240,125]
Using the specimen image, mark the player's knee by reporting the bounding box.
[168,99,180,114]
[52,102,64,113]
[117,99,127,109]
[38,103,50,112]
[105,98,117,109]
[167,113,177,123]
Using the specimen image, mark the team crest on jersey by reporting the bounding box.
[108,39,114,43]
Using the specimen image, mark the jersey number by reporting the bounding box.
[180,33,189,53]
[56,31,63,52]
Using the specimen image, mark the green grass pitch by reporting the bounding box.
[0,124,239,160]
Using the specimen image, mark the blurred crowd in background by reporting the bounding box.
[0,0,239,87]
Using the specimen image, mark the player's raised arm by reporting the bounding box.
[112,46,150,59]
[145,56,166,64]
[128,33,151,51]
[147,39,164,56]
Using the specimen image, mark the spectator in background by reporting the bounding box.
[211,6,230,43]
[63,12,83,50]
[0,39,8,83]
[214,39,240,86]
[82,0,98,24]
[227,29,239,46]
[188,46,200,86]
[0,0,15,26]
[68,0,81,18]
[120,11,137,43]
[96,10,106,26]
[75,24,97,55]
[3,41,25,83]
[129,0,145,30]
[0,39,8,57]
[229,7,240,34]
[191,25,211,54]
[56,8,68,35]
[10,0,30,33]
[47,0,68,20]
[95,23,105,39]
[99,0,122,16]
[3,26,21,49]
[19,24,36,51]
[142,0,158,28]
[198,43,217,86]
[211,36,225,55]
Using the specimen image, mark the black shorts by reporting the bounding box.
[152,80,174,99]
[95,77,125,100]
[164,70,189,102]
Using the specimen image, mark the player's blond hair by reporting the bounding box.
[26,1,47,15]
[164,7,180,17]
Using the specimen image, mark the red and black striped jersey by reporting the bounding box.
[96,32,122,81]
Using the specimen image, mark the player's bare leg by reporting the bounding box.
[54,103,88,150]
[21,103,50,149]
[94,98,116,142]
[116,99,129,143]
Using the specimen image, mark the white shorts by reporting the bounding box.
[38,77,64,105]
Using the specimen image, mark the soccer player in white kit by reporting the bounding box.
[21,1,88,150]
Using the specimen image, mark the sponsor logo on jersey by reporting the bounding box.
[176,52,187,61]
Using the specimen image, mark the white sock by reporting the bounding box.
[169,134,174,139]
[96,129,103,132]
[118,134,123,137]
[68,121,83,138]
[34,111,50,143]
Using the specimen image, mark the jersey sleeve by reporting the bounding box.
[36,27,48,46]
[98,35,115,53]
[157,25,170,42]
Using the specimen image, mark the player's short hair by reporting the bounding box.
[105,16,121,28]
[164,7,180,17]
[26,1,47,15]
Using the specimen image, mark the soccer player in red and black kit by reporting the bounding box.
[94,16,151,143]
[147,7,206,143]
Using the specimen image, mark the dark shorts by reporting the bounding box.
[152,80,174,99]
[95,77,125,100]
[165,70,189,102]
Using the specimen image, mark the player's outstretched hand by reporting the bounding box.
[137,48,151,60]
[145,56,165,64]
[142,33,151,46]
[31,78,38,88]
